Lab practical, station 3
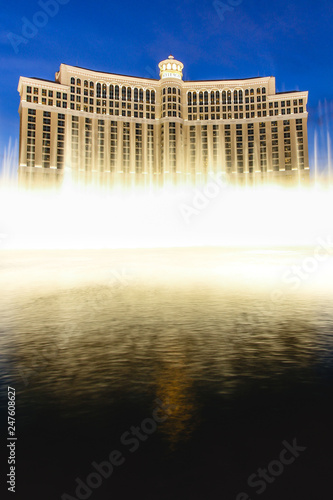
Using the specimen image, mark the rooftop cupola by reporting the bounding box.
[158,55,184,81]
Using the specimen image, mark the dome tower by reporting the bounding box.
[158,55,184,81]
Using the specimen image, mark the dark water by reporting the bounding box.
[1,248,333,500]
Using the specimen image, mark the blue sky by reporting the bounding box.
[1,0,333,171]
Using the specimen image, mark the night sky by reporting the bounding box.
[1,0,333,172]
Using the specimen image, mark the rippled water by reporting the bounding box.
[0,248,333,499]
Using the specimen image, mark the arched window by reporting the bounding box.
[199,92,203,104]
[102,84,107,99]
[77,79,81,86]
[227,90,231,104]
[109,85,114,99]
[222,91,226,104]
[234,90,238,104]
[96,83,101,98]
[115,85,119,99]
[139,89,143,102]
[262,87,266,94]
[122,86,126,100]
[204,91,208,105]
[134,88,138,102]
[211,91,215,105]
[163,88,166,95]
[90,81,94,89]
[245,89,249,96]
[216,91,220,105]
[127,87,132,101]
[193,92,197,105]
[71,77,75,84]
[167,87,171,94]
[172,87,177,95]
[146,90,150,103]
[250,88,254,96]
[151,90,155,104]
[84,80,88,88]
[239,90,243,104]
[188,92,192,105]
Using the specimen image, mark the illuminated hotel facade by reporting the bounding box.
[17,56,309,185]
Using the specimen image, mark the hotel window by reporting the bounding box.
[201,125,208,168]
[27,109,36,166]
[48,90,53,97]
[34,88,39,95]
[97,83,101,98]
[151,91,155,104]
[189,125,196,170]
[122,87,126,100]
[212,124,219,163]
[147,124,154,170]
[135,123,142,173]
[110,121,117,170]
[122,122,130,171]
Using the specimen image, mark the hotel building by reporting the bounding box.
[17,56,309,185]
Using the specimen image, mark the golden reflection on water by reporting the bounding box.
[155,362,197,449]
